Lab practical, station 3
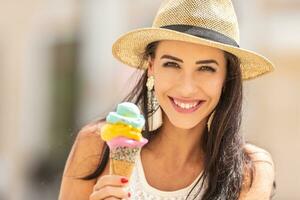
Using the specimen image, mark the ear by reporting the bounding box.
[147,56,154,77]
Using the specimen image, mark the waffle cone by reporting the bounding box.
[109,146,140,179]
[109,159,135,178]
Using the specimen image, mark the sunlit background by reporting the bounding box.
[0,0,299,199]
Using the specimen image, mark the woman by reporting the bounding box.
[59,0,275,199]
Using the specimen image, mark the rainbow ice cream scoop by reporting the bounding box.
[100,102,148,178]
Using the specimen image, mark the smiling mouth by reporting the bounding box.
[168,96,205,113]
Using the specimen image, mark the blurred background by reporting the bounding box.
[0,0,299,199]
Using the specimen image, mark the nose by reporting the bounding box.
[178,73,199,97]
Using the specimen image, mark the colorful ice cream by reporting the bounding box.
[100,102,148,178]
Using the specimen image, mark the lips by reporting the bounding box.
[168,96,205,113]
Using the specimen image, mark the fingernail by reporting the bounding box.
[120,177,128,183]
[128,192,131,197]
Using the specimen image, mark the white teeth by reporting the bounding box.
[173,99,199,109]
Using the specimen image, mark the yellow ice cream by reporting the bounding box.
[101,122,142,141]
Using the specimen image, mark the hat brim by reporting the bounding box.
[112,27,275,80]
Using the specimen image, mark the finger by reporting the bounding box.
[94,175,129,191]
[104,197,128,200]
[105,197,130,200]
[105,197,122,200]
[90,186,129,200]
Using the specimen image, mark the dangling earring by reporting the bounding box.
[146,75,162,131]
[207,111,215,132]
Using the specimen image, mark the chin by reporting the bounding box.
[168,116,201,130]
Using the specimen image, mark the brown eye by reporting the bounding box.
[198,66,216,72]
[163,62,180,68]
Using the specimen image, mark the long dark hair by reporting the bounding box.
[80,41,275,199]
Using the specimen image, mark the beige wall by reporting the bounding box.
[0,0,79,199]
[239,1,300,199]
[243,50,300,200]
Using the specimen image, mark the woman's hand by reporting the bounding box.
[89,175,131,200]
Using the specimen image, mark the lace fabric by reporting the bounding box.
[127,149,206,199]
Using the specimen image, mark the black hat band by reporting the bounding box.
[160,24,240,48]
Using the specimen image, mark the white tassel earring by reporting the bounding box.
[146,75,162,131]
[207,111,215,132]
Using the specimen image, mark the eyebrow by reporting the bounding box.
[160,54,219,66]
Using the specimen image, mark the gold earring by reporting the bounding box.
[146,75,154,91]
[146,76,159,111]
[207,111,215,132]
[145,75,162,132]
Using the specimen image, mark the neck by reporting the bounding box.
[145,114,207,168]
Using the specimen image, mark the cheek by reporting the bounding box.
[205,79,223,95]
[153,75,172,102]
[201,76,225,106]
[153,68,178,92]
[190,71,225,107]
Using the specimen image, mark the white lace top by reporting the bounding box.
[127,149,206,199]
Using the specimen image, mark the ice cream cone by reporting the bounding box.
[109,146,140,178]
[99,102,148,179]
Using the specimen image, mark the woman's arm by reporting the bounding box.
[239,144,275,200]
[58,120,109,200]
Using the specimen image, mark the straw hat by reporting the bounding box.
[112,0,275,80]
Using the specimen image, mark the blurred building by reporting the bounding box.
[0,1,81,199]
[0,0,299,199]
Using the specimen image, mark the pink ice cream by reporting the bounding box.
[107,136,148,150]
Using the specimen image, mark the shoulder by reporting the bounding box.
[240,143,275,200]
[59,119,109,200]
[77,119,105,142]
[62,119,107,177]
[244,143,274,166]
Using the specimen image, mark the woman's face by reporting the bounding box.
[148,40,227,129]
